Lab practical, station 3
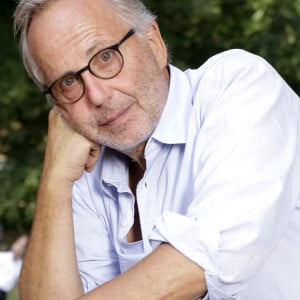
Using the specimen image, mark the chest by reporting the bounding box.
[104,143,194,244]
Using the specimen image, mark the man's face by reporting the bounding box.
[28,0,169,154]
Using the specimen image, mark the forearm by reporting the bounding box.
[79,243,207,300]
[19,175,83,300]
[18,111,95,299]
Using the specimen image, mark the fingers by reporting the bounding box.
[85,145,101,172]
[46,109,102,180]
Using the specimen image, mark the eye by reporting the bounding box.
[54,74,81,98]
[91,48,122,78]
[62,76,77,87]
[100,50,113,62]
[57,75,81,94]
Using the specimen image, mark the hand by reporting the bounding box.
[42,109,101,186]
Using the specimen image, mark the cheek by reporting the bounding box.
[119,49,154,87]
[54,102,87,126]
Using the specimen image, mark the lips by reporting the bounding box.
[101,104,133,126]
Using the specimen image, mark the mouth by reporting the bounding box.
[101,104,133,127]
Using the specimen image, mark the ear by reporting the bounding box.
[147,21,168,69]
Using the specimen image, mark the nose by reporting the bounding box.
[81,71,112,106]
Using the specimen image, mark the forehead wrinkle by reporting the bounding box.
[67,22,112,59]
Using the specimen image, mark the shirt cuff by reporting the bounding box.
[149,211,220,275]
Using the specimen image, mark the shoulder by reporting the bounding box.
[206,49,266,66]
[185,49,293,114]
[207,49,270,70]
[186,49,276,91]
[182,49,300,133]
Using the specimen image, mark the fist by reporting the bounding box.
[42,109,101,185]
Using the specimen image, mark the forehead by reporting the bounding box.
[27,0,128,82]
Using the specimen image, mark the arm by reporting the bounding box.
[19,110,100,300]
[79,243,206,300]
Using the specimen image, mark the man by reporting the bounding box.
[0,235,28,300]
[14,0,300,299]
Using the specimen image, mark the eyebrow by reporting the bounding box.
[86,43,100,57]
[85,37,112,57]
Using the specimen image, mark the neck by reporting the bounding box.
[106,141,147,170]
[125,142,147,171]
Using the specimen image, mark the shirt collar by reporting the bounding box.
[150,65,193,145]
[100,147,130,192]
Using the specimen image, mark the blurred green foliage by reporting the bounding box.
[0,0,299,236]
[145,0,300,89]
[0,1,49,236]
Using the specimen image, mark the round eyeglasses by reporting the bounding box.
[43,28,136,104]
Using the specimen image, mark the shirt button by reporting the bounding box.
[121,219,128,228]
[145,181,147,188]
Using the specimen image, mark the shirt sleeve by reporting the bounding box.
[149,50,300,298]
[72,171,120,292]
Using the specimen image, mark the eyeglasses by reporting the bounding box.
[43,28,136,104]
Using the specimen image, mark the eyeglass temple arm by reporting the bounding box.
[118,28,136,46]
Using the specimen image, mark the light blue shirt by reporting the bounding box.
[72,49,300,299]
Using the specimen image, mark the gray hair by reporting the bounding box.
[14,0,157,89]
